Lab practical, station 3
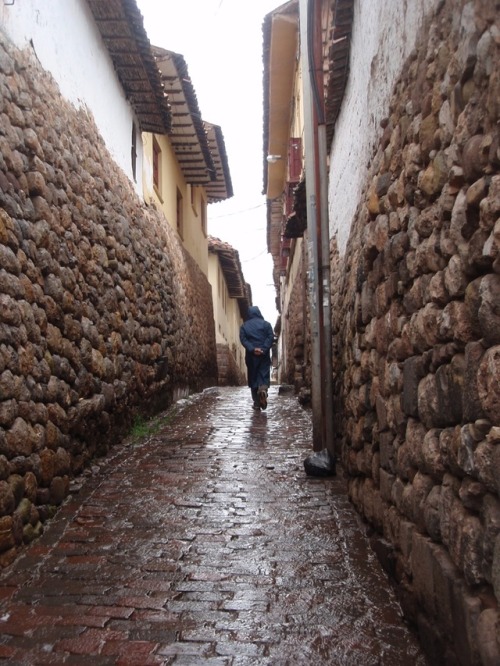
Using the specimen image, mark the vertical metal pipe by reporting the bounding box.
[299,0,322,451]
[318,123,334,456]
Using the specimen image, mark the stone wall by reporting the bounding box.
[283,251,308,391]
[331,1,500,664]
[216,343,245,386]
[0,35,217,566]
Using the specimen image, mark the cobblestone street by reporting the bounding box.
[0,386,428,665]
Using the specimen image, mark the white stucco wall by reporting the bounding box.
[0,0,143,190]
[328,0,440,255]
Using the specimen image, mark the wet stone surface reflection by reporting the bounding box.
[0,386,429,665]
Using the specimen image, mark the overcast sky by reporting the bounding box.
[136,0,281,325]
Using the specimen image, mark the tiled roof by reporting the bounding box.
[208,236,251,318]
[261,0,299,198]
[151,48,233,200]
[152,47,215,185]
[204,123,233,203]
[86,0,171,134]
[325,0,354,145]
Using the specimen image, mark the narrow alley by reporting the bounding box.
[0,387,428,665]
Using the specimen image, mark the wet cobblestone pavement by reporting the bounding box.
[0,386,429,665]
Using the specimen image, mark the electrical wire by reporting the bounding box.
[209,202,266,219]
[241,248,268,262]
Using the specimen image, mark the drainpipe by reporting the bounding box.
[318,124,334,456]
[299,0,334,455]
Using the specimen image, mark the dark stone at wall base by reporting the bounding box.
[416,613,448,666]
[369,534,396,579]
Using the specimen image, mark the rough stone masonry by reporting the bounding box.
[330,1,500,664]
[0,33,217,567]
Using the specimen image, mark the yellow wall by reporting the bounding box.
[266,12,299,199]
[208,253,246,374]
[291,60,304,147]
[142,132,208,275]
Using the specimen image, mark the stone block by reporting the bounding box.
[412,471,434,530]
[482,494,500,577]
[462,510,486,585]
[458,476,486,512]
[428,270,448,305]
[421,429,445,480]
[432,545,461,637]
[411,531,437,615]
[403,275,426,314]
[450,189,469,248]
[450,584,484,666]
[360,282,374,324]
[394,443,413,484]
[462,135,489,182]
[458,424,479,476]
[375,394,388,431]
[476,608,500,666]
[379,468,396,503]
[419,114,438,160]
[396,519,414,565]
[3,417,36,458]
[478,274,500,344]
[49,475,68,505]
[466,227,493,273]
[0,515,14,552]
[493,535,500,602]
[443,254,467,297]
[477,346,500,423]
[409,303,441,353]
[439,475,459,546]
[479,175,500,233]
[417,373,439,429]
[0,245,21,276]
[423,484,442,541]
[0,400,17,428]
[380,504,399,548]
[382,361,402,397]
[23,471,37,504]
[448,490,471,567]
[437,427,461,478]
[419,360,464,429]
[474,441,499,495]
[463,341,486,421]
[419,153,449,198]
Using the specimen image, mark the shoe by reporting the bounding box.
[258,386,267,410]
[252,403,261,411]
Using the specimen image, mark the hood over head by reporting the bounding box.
[247,306,263,320]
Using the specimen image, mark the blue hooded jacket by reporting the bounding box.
[239,306,274,388]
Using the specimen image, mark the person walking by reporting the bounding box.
[239,306,274,411]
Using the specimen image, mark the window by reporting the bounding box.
[131,122,137,182]
[176,187,183,239]
[153,137,161,193]
[288,137,302,183]
[285,182,295,217]
[201,198,207,236]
